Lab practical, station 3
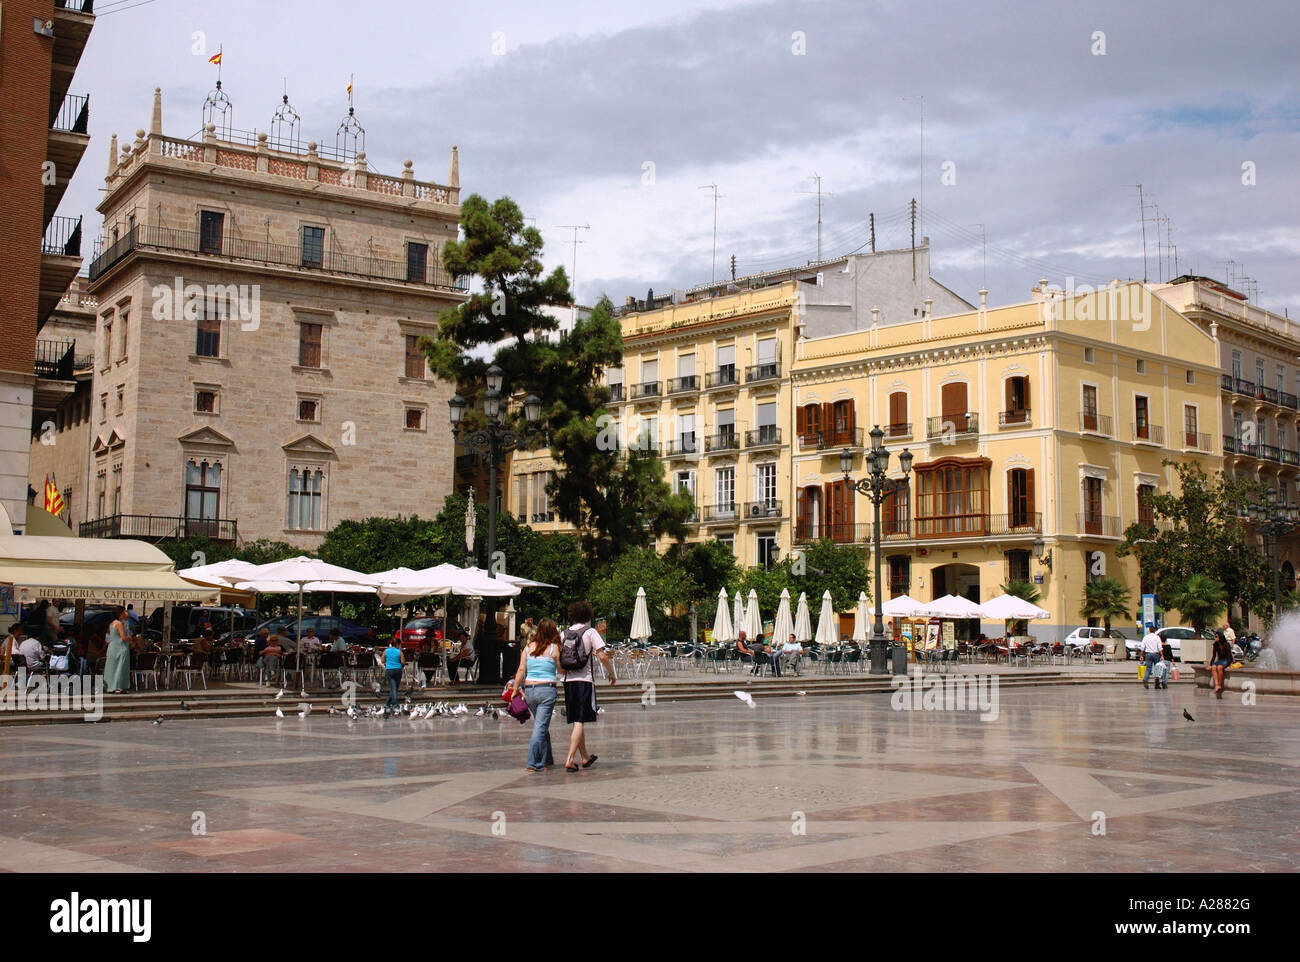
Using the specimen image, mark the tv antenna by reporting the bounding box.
[796,173,833,262]
[698,183,723,284]
[556,224,590,321]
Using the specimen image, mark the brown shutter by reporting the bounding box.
[824,482,833,540]
[796,487,808,539]
[1007,471,1014,524]
[1025,469,1035,519]
[845,480,855,531]
[847,399,856,433]
[796,405,806,437]
[1005,378,1014,413]
[821,403,833,442]
[1022,378,1030,412]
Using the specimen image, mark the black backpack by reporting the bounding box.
[559,625,591,671]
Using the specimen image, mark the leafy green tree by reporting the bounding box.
[794,540,870,613]
[156,536,237,571]
[318,516,442,573]
[736,564,792,627]
[419,194,690,558]
[1080,577,1131,633]
[1118,460,1270,622]
[239,539,303,566]
[679,540,739,629]
[1166,573,1227,633]
[590,547,694,640]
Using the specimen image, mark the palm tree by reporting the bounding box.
[1166,574,1227,634]
[1000,580,1042,635]
[1080,577,1132,633]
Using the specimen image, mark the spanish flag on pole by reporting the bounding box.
[208,51,222,65]
[44,476,66,517]
[347,74,353,101]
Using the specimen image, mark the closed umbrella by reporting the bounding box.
[794,591,813,643]
[853,591,869,642]
[814,589,839,645]
[744,589,762,641]
[712,587,735,644]
[773,589,794,648]
[464,491,476,561]
[630,586,653,642]
[733,591,745,642]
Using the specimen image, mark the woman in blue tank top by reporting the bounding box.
[382,638,404,710]
[509,618,561,772]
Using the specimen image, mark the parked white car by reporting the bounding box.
[1123,625,1195,661]
[1063,626,1127,656]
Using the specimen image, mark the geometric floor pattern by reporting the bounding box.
[2,684,1298,872]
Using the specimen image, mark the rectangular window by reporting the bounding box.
[715,467,735,515]
[515,475,528,521]
[888,556,911,597]
[888,392,909,437]
[1082,384,1099,431]
[199,210,225,256]
[757,532,779,570]
[405,408,425,430]
[716,534,734,555]
[716,344,736,383]
[677,412,695,452]
[1135,395,1149,439]
[1008,469,1034,527]
[287,467,324,530]
[914,463,989,536]
[111,463,122,515]
[406,242,428,283]
[115,386,124,415]
[196,312,221,357]
[1184,405,1199,447]
[1279,366,1286,394]
[830,399,856,444]
[677,353,696,378]
[1232,351,1242,381]
[404,335,425,379]
[119,312,129,359]
[299,323,323,368]
[1084,347,1094,364]
[185,459,221,521]
[1257,417,1266,448]
[99,394,107,423]
[96,471,106,518]
[1004,377,1029,422]
[1137,484,1156,527]
[716,407,735,441]
[1083,477,1103,533]
[756,463,777,505]
[298,399,319,422]
[1136,358,1146,374]
[301,226,325,269]
[1005,549,1031,585]
[195,390,217,413]
[757,401,778,444]
[104,320,112,366]
[1257,358,1266,387]
[1186,370,1195,385]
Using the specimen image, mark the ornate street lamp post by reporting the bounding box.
[449,365,542,686]
[841,426,913,675]
[1247,491,1300,624]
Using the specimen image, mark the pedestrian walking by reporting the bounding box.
[1139,624,1161,691]
[1152,637,1174,690]
[382,636,404,709]
[508,618,563,772]
[560,600,616,771]
[1210,629,1232,699]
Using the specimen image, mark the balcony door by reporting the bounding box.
[185,459,221,537]
[1083,477,1103,535]
[1008,468,1034,529]
[1135,395,1149,439]
[199,211,224,255]
[1082,384,1099,431]
[1004,377,1029,423]
[941,382,969,433]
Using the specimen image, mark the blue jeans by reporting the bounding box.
[385,668,402,707]
[1143,653,1160,687]
[524,684,557,769]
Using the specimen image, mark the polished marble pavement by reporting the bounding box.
[1,683,1297,872]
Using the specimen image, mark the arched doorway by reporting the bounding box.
[931,562,980,603]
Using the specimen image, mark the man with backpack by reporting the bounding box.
[559,601,616,772]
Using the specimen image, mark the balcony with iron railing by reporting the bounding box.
[1077,513,1121,537]
[914,512,1042,539]
[529,511,556,524]
[745,426,782,449]
[606,383,624,402]
[1182,431,1213,452]
[43,215,82,257]
[663,435,697,458]
[925,413,978,440]
[884,422,912,441]
[704,367,739,390]
[998,409,1031,427]
[704,431,740,453]
[1259,443,1281,462]
[80,514,239,541]
[699,503,739,524]
[741,501,784,521]
[1079,411,1113,436]
[50,92,89,134]
[628,380,661,402]
[1282,448,1300,467]
[87,223,461,289]
[1282,391,1300,410]
[34,339,76,380]
[665,375,699,396]
[1131,423,1164,445]
[799,427,865,451]
[745,361,780,384]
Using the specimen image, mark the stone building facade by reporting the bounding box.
[81,89,464,549]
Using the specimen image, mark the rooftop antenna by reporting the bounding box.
[270,79,301,152]
[556,223,590,322]
[698,183,723,284]
[796,173,833,262]
[201,45,232,138]
[335,72,365,161]
[1133,185,1148,283]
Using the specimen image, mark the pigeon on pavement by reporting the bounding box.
[733,690,756,708]
[180,700,192,711]
[275,688,285,700]
[795,690,808,696]
[153,714,165,725]
[275,708,284,718]
[1183,709,1195,722]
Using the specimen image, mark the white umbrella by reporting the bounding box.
[814,589,839,645]
[461,567,556,589]
[773,589,794,647]
[917,594,984,619]
[630,586,653,642]
[712,587,735,644]
[980,593,1050,621]
[744,589,762,641]
[374,564,520,604]
[871,593,925,618]
[504,598,517,641]
[794,592,813,643]
[464,491,476,559]
[177,559,260,583]
[853,591,869,642]
[733,590,745,641]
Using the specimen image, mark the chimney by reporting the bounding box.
[871,306,880,327]
[924,297,933,317]
[150,87,163,136]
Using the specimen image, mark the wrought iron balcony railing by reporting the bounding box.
[87,223,460,288]
[704,431,740,453]
[1183,432,1212,451]
[663,435,697,456]
[745,361,780,383]
[606,383,624,402]
[665,375,699,395]
[80,514,238,541]
[741,501,784,521]
[34,339,76,380]
[926,413,978,439]
[1077,513,1121,537]
[884,422,912,440]
[698,503,739,523]
[1079,411,1113,436]
[50,93,89,134]
[705,367,738,389]
[629,380,661,401]
[43,215,82,257]
[1131,423,1164,445]
[998,409,1031,427]
[745,426,782,448]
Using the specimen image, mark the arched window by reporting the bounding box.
[1283,561,1296,595]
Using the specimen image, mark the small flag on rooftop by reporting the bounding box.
[208,51,222,65]
[44,476,65,517]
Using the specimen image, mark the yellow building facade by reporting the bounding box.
[792,281,1222,639]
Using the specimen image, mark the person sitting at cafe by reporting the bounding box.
[15,625,45,673]
[329,627,348,652]
[779,633,805,676]
[300,627,322,653]
[193,628,214,657]
[261,634,283,683]
[446,629,475,685]
[252,628,271,667]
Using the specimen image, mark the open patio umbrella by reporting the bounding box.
[773,589,794,648]
[871,593,925,618]
[917,594,984,619]
[744,589,762,642]
[630,586,653,642]
[712,587,735,644]
[853,591,869,642]
[814,589,839,645]
[981,592,1050,640]
[794,591,813,643]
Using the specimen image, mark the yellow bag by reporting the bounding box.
[1137,664,1147,681]
[1230,661,1242,669]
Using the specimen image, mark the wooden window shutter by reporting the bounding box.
[847,399,856,433]
[796,487,808,536]
[821,403,832,439]
[1007,471,1015,520]
[1026,469,1035,517]
[1005,378,1015,412]
[942,382,966,418]
[845,481,855,528]
[796,405,806,436]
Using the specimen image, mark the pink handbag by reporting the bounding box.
[506,693,531,723]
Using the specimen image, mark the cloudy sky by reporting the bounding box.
[67,0,1300,315]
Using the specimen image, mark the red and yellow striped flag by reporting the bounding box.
[208,51,223,65]
[44,477,66,517]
